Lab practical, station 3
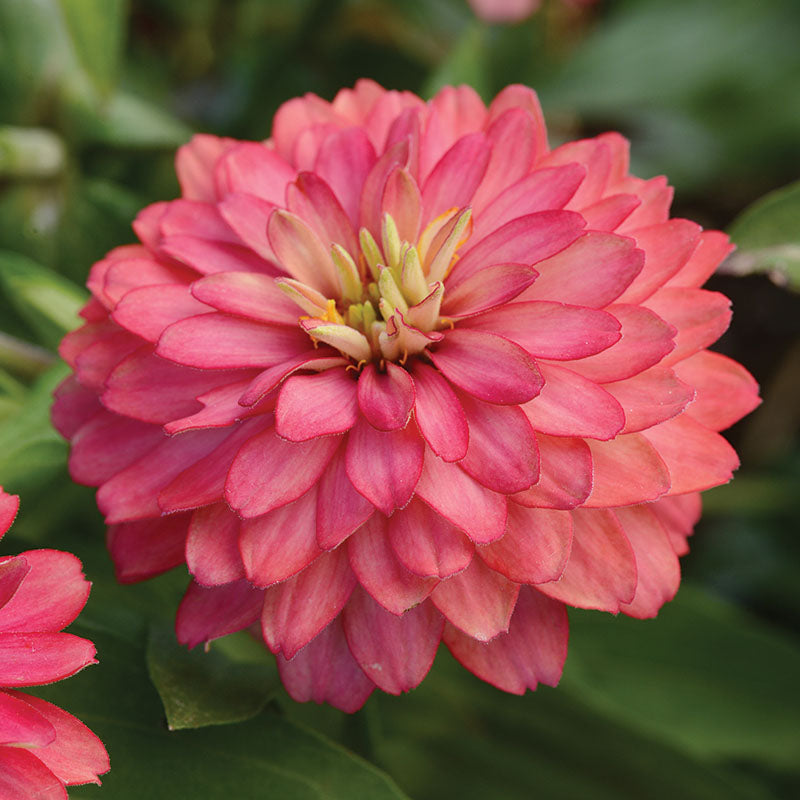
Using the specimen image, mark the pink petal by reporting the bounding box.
[381,167,421,243]
[262,549,356,659]
[112,284,211,342]
[421,132,491,223]
[315,127,377,226]
[449,211,585,289]
[226,426,339,518]
[97,428,230,523]
[239,351,347,407]
[287,172,358,255]
[415,448,507,544]
[512,434,593,510]
[102,347,246,424]
[68,411,164,486]
[674,350,760,431]
[521,362,625,440]
[8,692,108,785]
[0,556,28,609]
[159,199,239,243]
[239,489,321,586]
[186,504,244,586]
[343,589,443,694]
[176,579,263,648]
[357,362,415,432]
[568,304,676,383]
[537,509,637,612]
[217,192,277,262]
[159,419,268,513]
[409,361,468,462]
[583,433,671,507]
[73,329,141,391]
[0,632,95,686]
[190,271,300,326]
[157,313,309,369]
[642,415,739,494]
[458,394,539,493]
[107,513,190,583]
[479,504,572,584]
[616,505,680,619]
[645,288,731,366]
[429,329,543,405]
[540,137,611,209]
[443,586,568,693]
[276,368,359,441]
[277,616,374,713]
[51,376,102,439]
[461,301,621,360]
[176,133,235,201]
[388,498,473,579]
[470,164,585,242]
[665,230,733,289]
[486,85,547,155]
[160,236,272,275]
[345,419,424,515]
[132,203,167,249]
[316,444,374,550]
[100,255,194,306]
[520,232,643,308]
[471,109,538,214]
[0,747,67,799]
[214,142,296,204]
[579,193,640,231]
[651,493,702,556]
[0,551,89,634]
[272,93,344,161]
[616,220,701,303]
[0,690,55,748]
[359,139,410,238]
[267,209,339,297]
[441,264,538,319]
[430,558,519,642]
[347,516,436,615]
[163,379,254,435]
[615,175,673,232]
[603,366,695,434]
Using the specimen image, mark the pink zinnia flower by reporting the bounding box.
[54,81,760,712]
[0,489,109,796]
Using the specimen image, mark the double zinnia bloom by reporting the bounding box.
[0,489,109,796]
[54,81,759,711]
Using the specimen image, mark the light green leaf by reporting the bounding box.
[147,624,279,730]
[58,0,127,99]
[423,21,489,99]
[0,362,68,490]
[563,583,800,770]
[0,250,87,348]
[726,180,800,290]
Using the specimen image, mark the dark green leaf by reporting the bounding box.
[564,584,800,769]
[146,624,279,730]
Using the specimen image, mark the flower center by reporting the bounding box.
[278,207,472,366]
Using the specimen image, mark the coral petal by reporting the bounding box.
[357,362,415,431]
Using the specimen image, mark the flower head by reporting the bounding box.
[0,489,109,796]
[54,81,760,711]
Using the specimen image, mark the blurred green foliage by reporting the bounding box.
[0,0,798,797]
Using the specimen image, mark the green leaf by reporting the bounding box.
[33,618,409,799]
[370,650,771,800]
[563,583,800,770]
[726,179,800,290]
[0,362,68,491]
[58,0,127,99]
[146,624,279,730]
[423,20,489,99]
[0,250,86,348]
